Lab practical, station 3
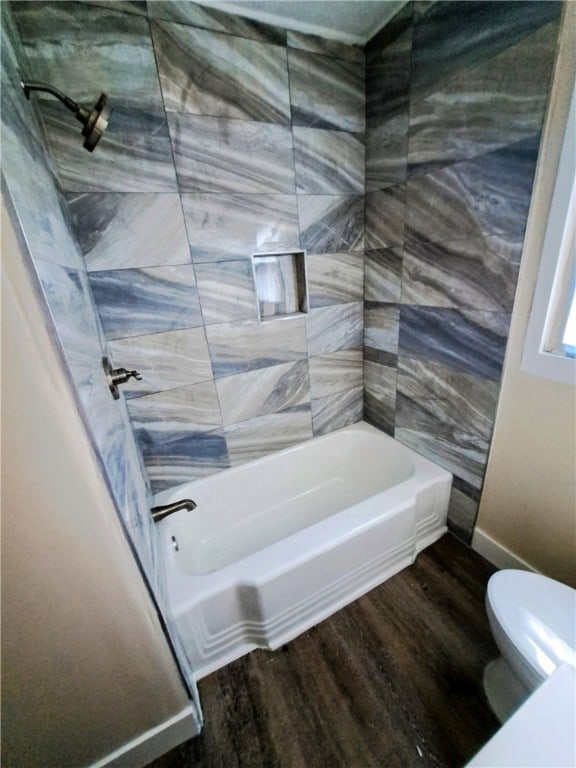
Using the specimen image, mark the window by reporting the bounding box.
[522,79,576,386]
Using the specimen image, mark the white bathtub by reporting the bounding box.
[155,421,452,679]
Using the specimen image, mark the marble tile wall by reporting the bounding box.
[11,0,365,493]
[364,0,561,543]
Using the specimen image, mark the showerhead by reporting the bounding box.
[21,81,111,152]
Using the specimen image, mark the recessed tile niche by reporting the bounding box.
[252,251,308,321]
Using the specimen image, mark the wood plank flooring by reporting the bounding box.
[147,534,500,768]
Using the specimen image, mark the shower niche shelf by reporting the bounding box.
[252,250,308,322]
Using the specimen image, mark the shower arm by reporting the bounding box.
[21,81,91,124]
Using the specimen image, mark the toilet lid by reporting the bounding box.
[488,570,576,679]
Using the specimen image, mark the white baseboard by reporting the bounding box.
[91,705,200,768]
[472,528,539,573]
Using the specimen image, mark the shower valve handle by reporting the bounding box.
[102,357,142,399]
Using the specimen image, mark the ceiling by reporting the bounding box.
[194,0,408,44]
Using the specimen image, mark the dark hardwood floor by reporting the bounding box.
[147,534,500,768]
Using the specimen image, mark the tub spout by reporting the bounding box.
[151,499,197,523]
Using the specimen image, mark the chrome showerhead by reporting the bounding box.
[21,81,111,152]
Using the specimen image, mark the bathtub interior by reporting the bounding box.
[157,426,416,575]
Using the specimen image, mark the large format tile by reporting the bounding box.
[401,233,523,311]
[206,316,308,378]
[364,360,397,436]
[365,248,403,303]
[448,476,482,544]
[395,426,489,490]
[396,357,499,441]
[225,409,313,467]
[287,31,364,63]
[182,193,300,263]
[405,137,539,245]
[366,8,413,122]
[288,49,365,133]
[298,196,364,254]
[399,307,511,381]
[364,303,400,354]
[366,110,409,192]
[13,1,163,110]
[311,386,363,435]
[408,21,558,176]
[134,427,230,492]
[66,193,190,271]
[411,0,562,103]
[147,1,286,44]
[293,127,364,194]
[365,186,406,250]
[152,21,290,124]
[195,261,258,325]
[127,381,222,432]
[216,360,310,425]
[39,101,178,193]
[89,264,202,340]
[307,251,364,308]
[107,327,213,398]
[306,302,363,357]
[168,113,295,193]
[308,347,363,399]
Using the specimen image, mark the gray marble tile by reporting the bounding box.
[306,302,363,357]
[147,1,287,44]
[39,101,178,193]
[288,49,365,133]
[294,127,364,194]
[181,193,300,263]
[405,137,539,245]
[152,21,290,124]
[364,347,398,368]
[127,380,222,431]
[195,260,258,325]
[312,386,363,436]
[80,1,147,15]
[168,113,296,194]
[225,409,313,467]
[1,34,83,271]
[447,477,482,544]
[364,360,397,436]
[401,233,523,311]
[411,1,561,103]
[408,21,558,176]
[134,426,230,492]
[309,347,363,399]
[13,1,163,111]
[366,11,412,122]
[89,264,202,340]
[365,186,406,250]
[207,316,308,378]
[366,110,409,192]
[364,303,400,354]
[399,307,511,381]
[298,196,364,255]
[307,251,364,308]
[287,31,364,64]
[66,193,190,271]
[108,327,213,398]
[365,248,403,303]
[396,357,499,441]
[395,427,488,490]
[216,360,310,425]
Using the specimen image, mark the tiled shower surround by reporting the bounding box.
[12,0,366,496]
[363,0,561,541]
[8,0,561,544]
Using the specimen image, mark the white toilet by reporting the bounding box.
[484,569,576,723]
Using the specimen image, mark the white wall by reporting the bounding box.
[474,3,576,588]
[1,198,194,766]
